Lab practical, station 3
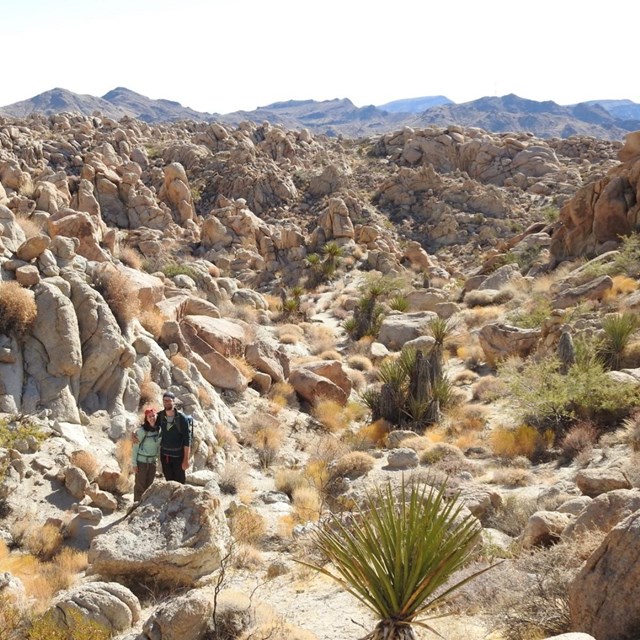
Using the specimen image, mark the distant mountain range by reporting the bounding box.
[1,87,639,140]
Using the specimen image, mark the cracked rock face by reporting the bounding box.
[88,482,231,586]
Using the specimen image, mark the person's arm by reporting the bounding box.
[181,414,191,471]
[131,433,140,473]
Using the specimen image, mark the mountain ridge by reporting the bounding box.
[2,87,639,140]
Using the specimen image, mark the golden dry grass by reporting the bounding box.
[215,423,240,451]
[115,436,133,493]
[351,418,391,449]
[606,274,638,298]
[312,398,350,432]
[462,305,503,328]
[69,450,99,482]
[229,356,256,381]
[304,324,337,354]
[24,524,63,561]
[445,403,491,435]
[318,349,342,361]
[472,375,508,402]
[0,282,37,335]
[229,507,267,545]
[292,486,322,523]
[100,270,140,328]
[139,307,165,339]
[118,246,143,270]
[346,354,373,371]
[16,215,42,238]
[170,353,190,372]
[490,424,553,459]
[267,381,298,411]
[274,468,307,497]
[329,451,375,480]
[252,425,284,468]
[232,543,264,570]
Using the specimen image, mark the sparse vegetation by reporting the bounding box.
[0,281,37,335]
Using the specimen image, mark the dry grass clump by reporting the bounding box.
[349,419,391,450]
[304,324,337,354]
[318,349,342,361]
[276,323,303,344]
[97,270,141,329]
[445,403,491,434]
[605,274,638,298]
[229,356,256,381]
[0,540,88,611]
[329,451,376,480]
[274,468,307,497]
[16,215,42,238]
[472,530,607,640]
[170,353,190,372]
[117,246,144,270]
[0,281,37,335]
[420,443,464,466]
[462,305,503,328]
[240,619,317,640]
[23,523,63,561]
[115,436,133,493]
[451,369,480,385]
[344,367,367,391]
[138,372,161,409]
[396,435,430,452]
[620,338,640,368]
[69,450,99,482]
[228,506,267,545]
[139,308,165,339]
[267,381,298,412]
[559,421,598,462]
[490,424,553,460]
[215,423,240,451]
[247,422,284,468]
[292,486,322,523]
[312,399,366,433]
[221,302,261,324]
[232,543,264,570]
[472,375,508,402]
[486,467,533,487]
[218,461,249,495]
[346,354,373,371]
[456,344,486,370]
[483,493,540,537]
[623,411,640,452]
[197,384,212,407]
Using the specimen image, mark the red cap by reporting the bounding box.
[144,408,157,417]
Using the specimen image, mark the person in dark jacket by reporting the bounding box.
[156,390,191,484]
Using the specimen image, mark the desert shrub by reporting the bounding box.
[329,451,376,480]
[252,425,284,468]
[464,289,512,307]
[139,308,165,339]
[118,246,143,270]
[388,295,409,312]
[304,324,337,354]
[623,411,640,452]
[483,493,539,536]
[508,294,553,329]
[499,352,640,432]
[115,436,133,494]
[24,524,63,562]
[292,486,322,523]
[228,506,267,545]
[344,277,399,340]
[0,417,47,450]
[218,461,249,495]
[348,418,391,450]
[276,323,303,343]
[559,421,598,462]
[0,281,37,335]
[214,423,239,451]
[312,398,358,433]
[347,354,373,371]
[274,468,307,498]
[0,599,23,640]
[480,531,607,640]
[599,311,640,370]
[94,269,140,330]
[445,403,490,435]
[69,451,99,481]
[27,607,110,640]
[487,467,533,487]
[490,424,553,461]
[611,231,640,277]
[161,261,200,280]
[267,381,297,410]
[232,543,263,570]
[420,442,464,466]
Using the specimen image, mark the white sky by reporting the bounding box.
[1,0,637,113]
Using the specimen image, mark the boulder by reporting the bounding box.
[575,468,632,497]
[289,368,348,406]
[478,323,540,366]
[519,510,573,548]
[88,483,231,586]
[568,509,640,640]
[378,311,438,350]
[564,489,640,537]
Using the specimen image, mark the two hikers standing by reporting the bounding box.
[131,390,192,501]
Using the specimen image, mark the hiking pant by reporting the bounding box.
[161,454,186,484]
[134,461,156,501]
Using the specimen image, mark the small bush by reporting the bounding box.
[69,451,99,482]
[599,312,640,370]
[490,424,553,460]
[349,418,391,449]
[623,411,640,452]
[559,422,598,461]
[329,451,376,480]
[292,486,322,523]
[312,399,350,433]
[0,281,37,335]
[95,270,140,330]
[118,246,143,270]
[274,469,307,498]
[347,354,373,371]
[420,443,464,466]
[27,607,110,640]
[139,308,165,339]
[218,462,249,495]
[228,506,267,545]
[0,417,47,450]
[471,375,508,403]
[252,425,284,468]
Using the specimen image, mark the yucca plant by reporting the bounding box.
[599,312,640,370]
[302,479,491,639]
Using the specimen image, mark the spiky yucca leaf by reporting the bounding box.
[302,479,491,639]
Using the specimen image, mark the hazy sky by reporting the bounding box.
[1,0,637,113]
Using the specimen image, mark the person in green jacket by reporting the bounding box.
[131,407,161,501]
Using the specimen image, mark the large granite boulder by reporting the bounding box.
[88,483,230,586]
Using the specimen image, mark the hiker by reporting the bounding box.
[131,407,161,502]
[156,390,192,484]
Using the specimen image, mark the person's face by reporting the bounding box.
[147,412,157,425]
[163,396,175,411]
